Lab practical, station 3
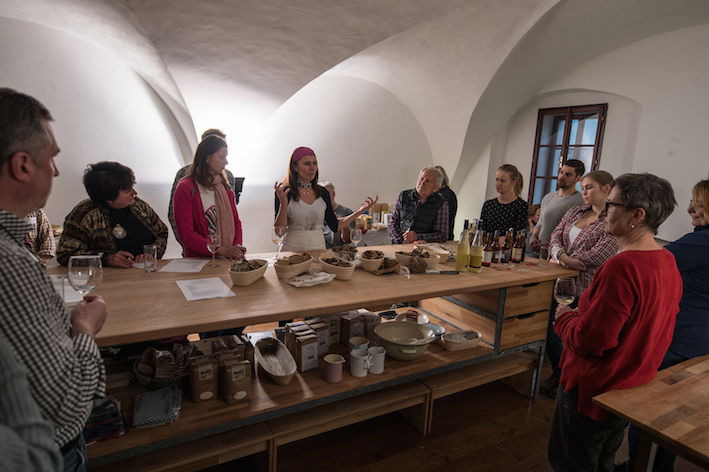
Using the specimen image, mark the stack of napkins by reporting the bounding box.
[132,387,182,428]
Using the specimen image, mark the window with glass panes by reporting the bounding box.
[528,104,607,204]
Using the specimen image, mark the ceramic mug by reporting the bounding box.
[367,346,386,374]
[350,349,372,378]
[348,336,369,353]
[323,354,345,383]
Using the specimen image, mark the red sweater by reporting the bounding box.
[173,177,242,257]
[555,249,682,421]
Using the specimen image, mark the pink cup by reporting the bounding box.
[323,354,345,383]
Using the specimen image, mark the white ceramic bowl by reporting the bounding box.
[394,312,430,324]
[228,259,268,287]
[394,252,441,270]
[319,256,355,280]
[440,330,483,351]
[360,250,385,272]
[274,257,312,279]
[374,321,435,361]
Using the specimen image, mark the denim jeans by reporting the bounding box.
[62,435,87,472]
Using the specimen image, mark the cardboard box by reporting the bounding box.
[306,321,330,357]
[295,334,319,372]
[313,315,340,345]
[219,358,251,404]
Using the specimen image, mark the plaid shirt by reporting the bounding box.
[24,209,56,260]
[549,205,619,297]
[388,189,449,243]
[0,210,105,448]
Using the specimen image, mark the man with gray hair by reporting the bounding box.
[0,88,108,472]
[388,166,449,244]
[319,181,354,248]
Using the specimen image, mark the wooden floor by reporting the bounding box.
[201,372,706,472]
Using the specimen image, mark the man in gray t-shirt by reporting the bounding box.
[529,160,585,250]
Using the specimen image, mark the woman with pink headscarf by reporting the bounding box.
[274,147,377,251]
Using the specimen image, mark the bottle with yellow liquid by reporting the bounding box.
[468,220,483,273]
[455,220,470,272]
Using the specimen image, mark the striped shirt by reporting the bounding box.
[549,205,619,297]
[0,210,105,448]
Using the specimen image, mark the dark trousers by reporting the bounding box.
[548,385,627,472]
[546,298,578,375]
[627,349,688,471]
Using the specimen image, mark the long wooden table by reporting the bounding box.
[594,354,709,471]
[53,244,575,347]
[50,244,577,469]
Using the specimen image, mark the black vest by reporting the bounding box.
[402,189,445,235]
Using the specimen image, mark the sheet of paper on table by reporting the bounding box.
[176,277,236,301]
[160,259,209,273]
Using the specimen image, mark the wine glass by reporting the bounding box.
[554,277,577,306]
[207,233,221,268]
[351,228,363,247]
[272,226,286,262]
[67,255,103,298]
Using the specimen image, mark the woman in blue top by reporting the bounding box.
[627,179,709,471]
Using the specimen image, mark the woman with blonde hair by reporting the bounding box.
[479,164,527,235]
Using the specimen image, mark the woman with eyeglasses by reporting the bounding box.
[547,173,683,472]
[625,179,709,472]
[540,171,619,398]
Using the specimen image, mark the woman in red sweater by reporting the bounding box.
[547,173,683,472]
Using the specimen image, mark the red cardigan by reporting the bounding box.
[555,249,682,421]
[173,177,242,257]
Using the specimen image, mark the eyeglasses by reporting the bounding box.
[605,201,625,212]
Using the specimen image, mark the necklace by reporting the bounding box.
[111,209,128,239]
[297,180,312,188]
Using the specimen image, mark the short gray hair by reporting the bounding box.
[612,173,676,234]
[0,88,53,169]
[421,166,443,189]
[319,180,335,194]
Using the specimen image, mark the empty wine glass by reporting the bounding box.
[67,255,103,298]
[207,233,221,268]
[351,228,363,247]
[554,277,577,306]
[272,226,286,262]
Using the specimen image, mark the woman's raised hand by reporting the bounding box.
[358,195,379,214]
[274,182,290,203]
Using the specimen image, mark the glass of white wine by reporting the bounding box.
[554,277,577,306]
[207,233,221,268]
[351,228,363,247]
[67,255,103,298]
[272,226,286,262]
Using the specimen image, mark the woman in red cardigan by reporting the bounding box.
[173,135,244,259]
[547,173,683,472]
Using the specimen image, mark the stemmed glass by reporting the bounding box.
[272,226,286,262]
[207,233,221,268]
[67,255,103,298]
[554,277,577,306]
[351,228,363,247]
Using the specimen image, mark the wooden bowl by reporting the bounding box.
[228,259,268,287]
[274,257,312,279]
[254,337,297,385]
[394,252,441,270]
[360,251,385,272]
[319,256,355,281]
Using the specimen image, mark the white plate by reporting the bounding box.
[285,271,336,287]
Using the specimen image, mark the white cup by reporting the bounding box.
[348,336,369,353]
[367,346,386,374]
[350,349,372,378]
[143,244,157,272]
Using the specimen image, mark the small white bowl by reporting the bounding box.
[319,256,355,280]
[228,259,268,287]
[394,252,441,270]
[274,256,312,279]
[360,250,385,272]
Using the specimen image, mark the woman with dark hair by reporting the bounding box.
[57,161,168,268]
[435,166,457,240]
[479,164,527,236]
[274,147,377,251]
[173,135,244,259]
[547,173,683,472]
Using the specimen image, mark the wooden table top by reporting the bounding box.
[593,354,709,468]
[49,244,576,347]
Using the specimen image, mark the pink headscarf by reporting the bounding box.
[291,147,316,163]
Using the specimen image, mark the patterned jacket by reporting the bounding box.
[57,198,168,267]
[549,205,619,297]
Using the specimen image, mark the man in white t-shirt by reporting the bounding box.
[529,159,585,251]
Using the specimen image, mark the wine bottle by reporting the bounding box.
[511,229,524,263]
[468,221,483,273]
[491,230,501,264]
[482,231,493,267]
[455,220,470,272]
